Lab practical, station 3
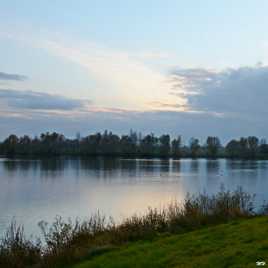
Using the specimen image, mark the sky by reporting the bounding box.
[1,0,268,143]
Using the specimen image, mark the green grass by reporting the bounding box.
[72,216,268,268]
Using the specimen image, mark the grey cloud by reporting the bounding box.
[0,108,265,143]
[149,101,187,109]
[0,72,27,81]
[172,68,218,81]
[1,65,268,142]
[171,65,268,119]
[0,89,90,110]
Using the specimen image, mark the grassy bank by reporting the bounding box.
[73,216,268,268]
[0,188,265,268]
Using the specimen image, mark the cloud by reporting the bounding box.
[0,33,187,111]
[1,65,268,142]
[171,65,268,121]
[39,39,187,110]
[147,101,188,111]
[0,72,27,81]
[0,107,263,143]
[1,33,268,141]
[0,89,90,111]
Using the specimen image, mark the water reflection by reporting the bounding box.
[206,159,220,173]
[190,159,199,173]
[0,157,268,237]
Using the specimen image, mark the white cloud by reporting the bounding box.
[1,32,268,140]
[0,32,189,111]
[40,39,187,111]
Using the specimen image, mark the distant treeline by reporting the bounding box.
[0,131,268,159]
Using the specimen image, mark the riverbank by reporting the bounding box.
[73,216,268,268]
[0,188,263,268]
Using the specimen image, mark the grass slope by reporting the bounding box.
[73,216,268,268]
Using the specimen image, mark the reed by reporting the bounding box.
[0,187,259,268]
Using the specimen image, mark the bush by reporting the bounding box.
[0,187,258,268]
[0,221,41,268]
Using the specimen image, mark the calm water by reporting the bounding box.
[1,157,268,237]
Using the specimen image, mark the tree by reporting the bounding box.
[1,131,268,159]
[120,135,136,155]
[189,138,200,158]
[259,139,268,158]
[226,139,240,158]
[206,136,221,158]
[247,136,259,158]
[2,134,19,155]
[140,134,158,156]
[159,135,170,156]
[171,136,182,158]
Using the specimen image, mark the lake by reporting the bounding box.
[0,157,268,237]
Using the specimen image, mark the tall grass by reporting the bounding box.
[0,221,41,268]
[0,187,260,268]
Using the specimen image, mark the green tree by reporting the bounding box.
[171,136,182,158]
[189,138,200,158]
[226,139,240,158]
[159,135,171,156]
[247,136,259,158]
[206,136,221,158]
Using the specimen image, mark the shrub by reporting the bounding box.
[0,187,258,268]
[0,221,41,268]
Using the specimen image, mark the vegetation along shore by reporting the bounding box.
[1,131,268,159]
[0,188,267,268]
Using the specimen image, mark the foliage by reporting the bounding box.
[0,188,260,268]
[0,221,41,268]
[1,131,268,159]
